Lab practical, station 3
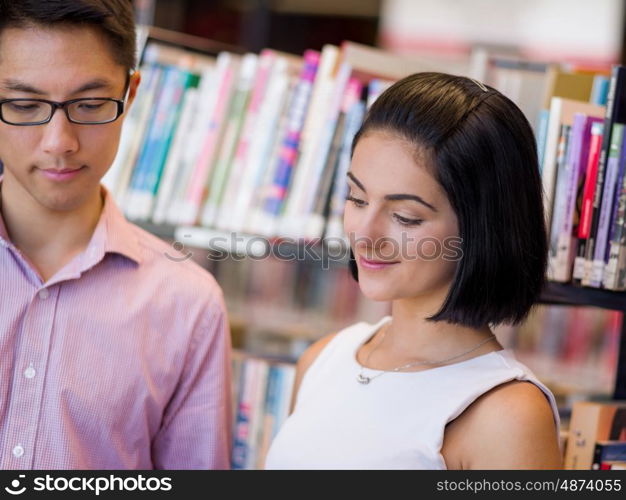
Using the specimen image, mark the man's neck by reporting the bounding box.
[0,179,104,281]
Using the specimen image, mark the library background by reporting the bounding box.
[41,0,626,469]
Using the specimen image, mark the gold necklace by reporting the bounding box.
[356,325,497,384]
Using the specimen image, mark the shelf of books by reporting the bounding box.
[108,26,626,468]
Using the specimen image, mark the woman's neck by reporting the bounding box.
[381,297,499,363]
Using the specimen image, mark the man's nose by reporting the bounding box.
[40,108,79,156]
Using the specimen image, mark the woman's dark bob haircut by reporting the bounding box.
[349,72,547,329]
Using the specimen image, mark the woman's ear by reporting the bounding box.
[349,248,359,282]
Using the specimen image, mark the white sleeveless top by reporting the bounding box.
[265,316,560,470]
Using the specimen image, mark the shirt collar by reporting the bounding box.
[0,204,9,247]
[98,184,143,265]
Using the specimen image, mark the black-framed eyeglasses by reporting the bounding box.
[0,97,125,126]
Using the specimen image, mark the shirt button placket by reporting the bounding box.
[12,445,25,458]
[24,364,36,379]
[3,286,56,468]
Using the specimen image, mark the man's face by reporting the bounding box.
[0,25,140,212]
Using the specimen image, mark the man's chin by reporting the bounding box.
[33,188,99,214]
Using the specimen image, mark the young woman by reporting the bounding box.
[264,72,563,470]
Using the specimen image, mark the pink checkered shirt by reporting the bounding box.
[0,182,232,469]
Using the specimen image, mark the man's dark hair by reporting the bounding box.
[0,0,137,73]
[349,72,547,329]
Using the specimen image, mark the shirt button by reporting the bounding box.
[38,289,49,300]
[24,365,36,379]
[12,445,24,458]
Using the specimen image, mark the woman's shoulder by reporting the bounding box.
[287,332,338,415]
[443,379,563,469]
[296,332,338,375]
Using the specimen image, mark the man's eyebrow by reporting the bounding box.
[0,78,114,95]
[347,171,437,212]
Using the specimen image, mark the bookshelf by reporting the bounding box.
[123,25,626,393]
[113,27,626,468]
[540,282,626,400]
[140,25,244,56]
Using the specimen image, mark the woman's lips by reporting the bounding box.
[358,255,400,270]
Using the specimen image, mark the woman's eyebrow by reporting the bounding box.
[346,171,366,191]
[347,171,437,212]
[384,193,437,212]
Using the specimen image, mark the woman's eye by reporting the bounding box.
[346,195,367,207]
[393,214,423,226]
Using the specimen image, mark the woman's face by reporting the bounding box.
[344,131,461,306]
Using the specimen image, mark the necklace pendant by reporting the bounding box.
[357,373,371,384]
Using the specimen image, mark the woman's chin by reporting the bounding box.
[357,282,397,302]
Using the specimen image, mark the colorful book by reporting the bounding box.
[255,50,320,236]
[244,71,300,237]
[232,358,265,469]
[125,65,196,220]
[302,61,352,240]
[590,123,625,286]
[541,97,605,231]
[228,56,292,234]
[536,109,550,173]
[542,69,596,109]
[150,86,200,222]
[592,441,626,470]
[231,359,253,469]
[365,78,393,109]
[547,124,572,281]
[103,59,164,203]
[280,44,341,239]
[325,93,366,243]
[178,52,240,225]
[256,364,282,469]
[591,74,610,106]
[572,121,604,282]
[564,401,626,469]
[311,78,363,242]
[603,126,626,289]
[551,115,603,282]
[245,360,269,470]
[216,51,276,232]
[200,53,258,228]
[153,64,216,224]
[581,65,626,286]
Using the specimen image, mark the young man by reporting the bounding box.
[0,0,231,469]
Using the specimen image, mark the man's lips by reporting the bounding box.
[37,166,86,181]
[43,168,83,173]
